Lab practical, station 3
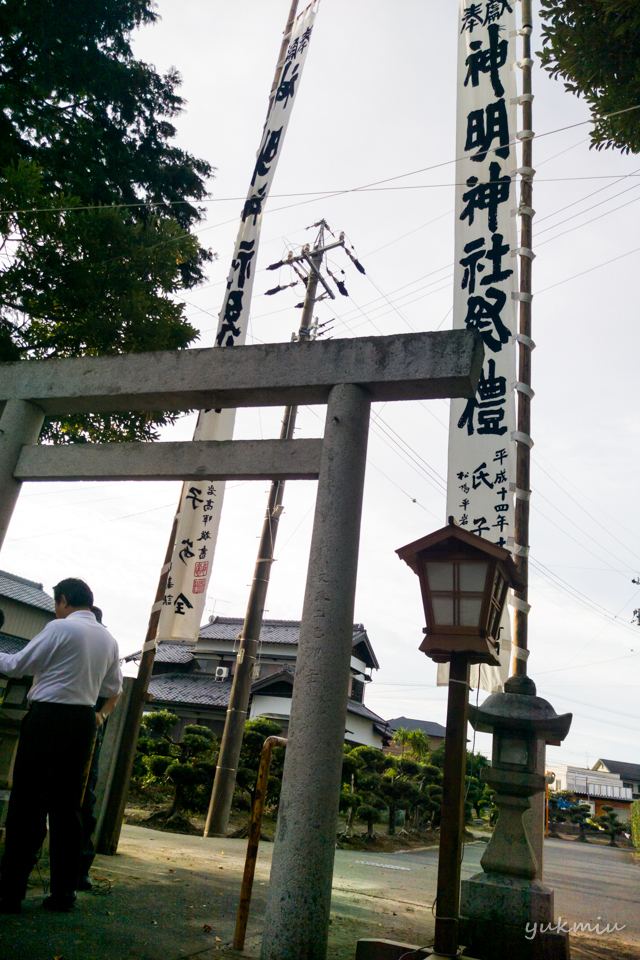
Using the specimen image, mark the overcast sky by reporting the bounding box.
[3,1,640,768]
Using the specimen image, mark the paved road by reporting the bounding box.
[331,837,640,945]
[3,827,636,960]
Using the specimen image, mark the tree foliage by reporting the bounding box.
[539,0,640,154]
[137,710,218,816]
[0,0,214,441]
[235,717,286,810]
[596,804,626,846]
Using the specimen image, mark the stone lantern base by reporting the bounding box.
[462,871,554,925]
[459,874,569,959]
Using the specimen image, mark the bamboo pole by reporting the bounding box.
[512,0,534,678]
[97,1,301,855]
[234,735,287,951]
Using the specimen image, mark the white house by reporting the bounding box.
[131,616,391,749]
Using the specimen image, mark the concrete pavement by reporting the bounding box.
[0,825,637,959]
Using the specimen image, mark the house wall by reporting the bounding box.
[250,695,383,748]
[344,712,383,749]
[593,799,632,823]
[593,761,640,800]
[548,764,632,799]
[0,598,53,641]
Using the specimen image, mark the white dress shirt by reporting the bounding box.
[0,610,123,706]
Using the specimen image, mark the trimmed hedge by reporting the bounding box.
[631,800,640,853]
[631,799,640,853]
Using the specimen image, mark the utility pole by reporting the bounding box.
[204,221,348,837]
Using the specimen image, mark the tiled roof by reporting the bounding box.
[124,642,196,664]
[199,617,377,664]
[198,617,302,645]
[155,643,196,664]
[0,632,29,656]
[597,759,640,781]
[387,716,447,739]
[148,669,387,731]
[346,700,387,724]
[129,619,377,667]
[148,673,232,708]
[0,570,55,614]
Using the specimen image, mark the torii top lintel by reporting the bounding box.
[0,331,483,417]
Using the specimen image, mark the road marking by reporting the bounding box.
[354,861,411,871]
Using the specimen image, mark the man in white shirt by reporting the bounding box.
[0,577,122,913]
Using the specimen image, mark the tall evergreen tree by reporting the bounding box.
[0,0,214,440]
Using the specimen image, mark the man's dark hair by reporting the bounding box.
[91,605,103,623]
[53,578,93,608]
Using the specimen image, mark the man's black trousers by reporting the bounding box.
[0,701,96,901]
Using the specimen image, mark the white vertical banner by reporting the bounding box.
[440,0,519,690]
[157,2,319,643]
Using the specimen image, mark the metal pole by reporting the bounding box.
[0,399,45,549]
[234,735,287,951]
[512,0,534,677]
[433,652,471,958]
[99,1,301,854]
[261,382,371,960]
[96,514,178,855]
[204,252,322,839]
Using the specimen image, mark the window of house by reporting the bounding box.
[350,679,364,704]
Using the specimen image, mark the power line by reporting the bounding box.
[538,191,640,248]
[535,650,640,677]
[532,458,640,566]
[533,451,640,542]
[529,558,639,643]
[533,488,640,574]
[536,244,640,295]
[535,164,640,227]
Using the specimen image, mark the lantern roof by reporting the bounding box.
[468,675,572,746]
[396,518,525,592]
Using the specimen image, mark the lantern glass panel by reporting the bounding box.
[459,562,488,592]
[432,596,455,625]
[459,596,484,627]
[425,562,454,591]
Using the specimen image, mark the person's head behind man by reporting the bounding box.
[53,578,93,620]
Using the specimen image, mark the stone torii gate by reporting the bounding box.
[0,329,482,960]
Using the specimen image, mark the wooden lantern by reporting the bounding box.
[396,518,525,665]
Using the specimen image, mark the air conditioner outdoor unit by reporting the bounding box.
[215,666,229,681]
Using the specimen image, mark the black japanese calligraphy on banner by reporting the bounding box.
[443,0,518,691]
[156,2,320,644]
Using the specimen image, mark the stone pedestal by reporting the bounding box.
[462,872,553,926]
[459,677,572,960]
